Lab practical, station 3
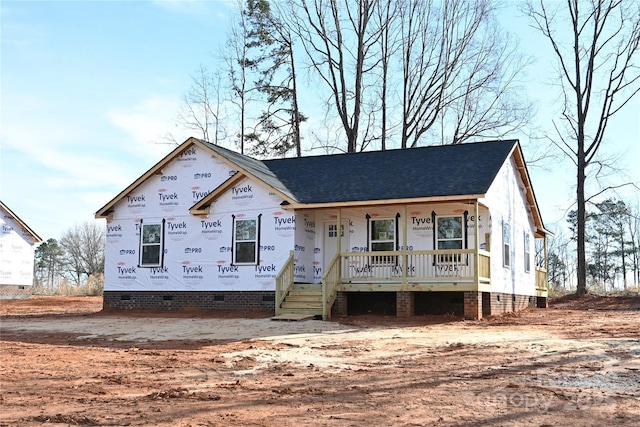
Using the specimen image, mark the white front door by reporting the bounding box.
[323,221,349,268]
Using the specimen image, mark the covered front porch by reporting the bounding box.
[330,249,491,292]
[275,201,549,320]
[276,247,549,320]
[321,248,490,319]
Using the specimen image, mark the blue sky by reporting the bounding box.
[1,0,230,239]
[1,0,638,241]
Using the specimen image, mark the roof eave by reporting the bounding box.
[189,171,298,215]
[95,137,205,218]
[282,194,487,210]
[510,142,550,237]
[189,172,245,215]
[0,201,43,242]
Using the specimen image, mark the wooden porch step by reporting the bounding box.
[287,290,322,297]
[277,282,324,317]
[291,283,322,290]
[281,301,323,309]
[285,297,322,304]
[277,308,323,316]
[271,313,314,321]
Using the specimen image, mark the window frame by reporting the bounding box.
[369,218,396,252]
[232,216,260,265]
[328,223,344,238]
[138,220,165,268]
[369,217,396,265]
[524,231,531,272]
[503,221,511,268]
[436,215,464,263]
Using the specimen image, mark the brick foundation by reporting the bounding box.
[0,285,32,298]
[396,291,415,317]
[102,290,543,317]
[464,291,483,320]
[484,292,537,316]
[103,291,275,312]
[331,292,348,317]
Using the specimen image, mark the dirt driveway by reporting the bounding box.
[1,296,639,426]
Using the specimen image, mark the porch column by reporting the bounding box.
[464,291,482,320]
[337,208,342,282]
[333,292,348,316]
[543,234,548,270]
[474,201,480,289]
[541,235,549,309]
[397,291,414,317]
[402,205,408,286]
[336,208,342,254]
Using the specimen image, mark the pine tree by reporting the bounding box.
[244,0,305,157]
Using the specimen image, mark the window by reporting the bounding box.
[139,221,164,267]
[437,216,463,262]
[524,232,531,272]
[503,221,511,267]
[370,218,395,264]
[370,219,395,251]
[328,223,344,238]
[233,217,258,264]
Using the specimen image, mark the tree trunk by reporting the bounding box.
[620,223,627,290]
[290,46,302,157]
[576,148,587,295]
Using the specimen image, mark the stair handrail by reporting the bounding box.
[321,253,341,320]
[275,250,295,315]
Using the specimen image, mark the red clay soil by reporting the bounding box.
[1,295,638,426]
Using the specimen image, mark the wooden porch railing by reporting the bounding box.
[478,250,491,284]
[321,253,340,320]
[275,250,295,315]
[339,249,489,283]
[318,249,492,318]
[535,266,548,291]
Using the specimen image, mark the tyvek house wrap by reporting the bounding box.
[103,145,295,292]
[0,210,38,286]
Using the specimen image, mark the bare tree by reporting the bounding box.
[225,0,258,154]
[373,0,401,150]
[178,66,228,145]
[632,204,640,290]
[525,0,640,295]
[399,0,529,147]
[441,19,532,144]
[290,0,383,153]
[59,222,105,286]
[622,201,640,290]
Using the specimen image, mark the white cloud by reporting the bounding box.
[106,94,194,156]
[1,91,195,239]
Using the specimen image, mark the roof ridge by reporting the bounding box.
[263,139,518,163]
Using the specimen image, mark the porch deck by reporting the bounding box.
[276,249,548,319]
[334,249,491,292]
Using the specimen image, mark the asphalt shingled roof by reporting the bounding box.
[265,140,518,204]
[201,139,518,204]
[96,138,531,223]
